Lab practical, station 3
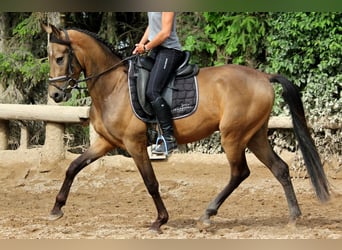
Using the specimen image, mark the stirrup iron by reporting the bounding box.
[153,124,169,156]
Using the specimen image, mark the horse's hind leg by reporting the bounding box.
[49,136,113,220]
[247,126,301,222]
[199,142,250,227]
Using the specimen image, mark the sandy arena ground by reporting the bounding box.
[0,151,341,239]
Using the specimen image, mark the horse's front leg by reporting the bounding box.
[49,136,113,220]
[130,148,168,233]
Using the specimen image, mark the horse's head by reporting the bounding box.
[41,23,82,103]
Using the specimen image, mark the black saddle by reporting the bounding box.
[128,51,199,123]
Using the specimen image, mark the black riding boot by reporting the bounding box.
[151,97,177,155]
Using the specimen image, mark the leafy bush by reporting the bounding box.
[180,12,267,66]
[0,12,49,105]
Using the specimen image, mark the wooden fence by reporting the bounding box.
[0,104,339,168]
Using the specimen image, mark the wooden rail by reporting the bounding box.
[0,104,89,123]
[0,104,339,128]
[0,104,339,168]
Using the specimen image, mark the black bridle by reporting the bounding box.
[48,29,136,93]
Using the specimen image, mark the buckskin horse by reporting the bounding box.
[41,23,329,233]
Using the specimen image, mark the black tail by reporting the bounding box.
[270,74,330,202]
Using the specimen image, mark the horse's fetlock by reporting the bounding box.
[206,208,218,217]
[55,194,66,206]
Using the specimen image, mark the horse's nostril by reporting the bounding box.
[53,92,60,99]
[52,92,62,103]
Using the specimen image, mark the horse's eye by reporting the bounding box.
[56,56,64,65]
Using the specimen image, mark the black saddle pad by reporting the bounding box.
[128,61,199,123]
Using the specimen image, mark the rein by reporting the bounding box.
[48,29,137,92]
[75,54,137,85]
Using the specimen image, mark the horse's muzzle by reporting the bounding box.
[49,88,72,103]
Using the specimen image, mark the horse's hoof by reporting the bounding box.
[149,225,163,234]
[197,217,211,229]
[48,210,64,221]
[287,217,299,229]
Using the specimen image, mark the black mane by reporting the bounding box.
[69,27,122,59]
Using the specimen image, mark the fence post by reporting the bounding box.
[0,120,8,150]
[39,122,65,172]
[18,124,29,150]
[39,97,66,172]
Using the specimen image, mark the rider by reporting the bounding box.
[133,12,184,155]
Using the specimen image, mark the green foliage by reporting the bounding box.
[264,12,341,119]
[203,12,266,65]
[0,12,49,104]
[265,12,341,76]
[12,14,41,37]
[0,51,49,84]
[179,12,267,66]
[177,12,213,67]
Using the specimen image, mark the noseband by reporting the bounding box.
[48,29,137,94]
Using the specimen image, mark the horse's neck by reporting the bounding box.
[83,50,120,77]
[88,66,129,105]
[72,32,129,108]
[71,33,118,76]
[79,43,124,94]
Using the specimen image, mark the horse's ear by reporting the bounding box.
[40,21,62,38]
[50,25,62,38]
[40,21,52,34]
